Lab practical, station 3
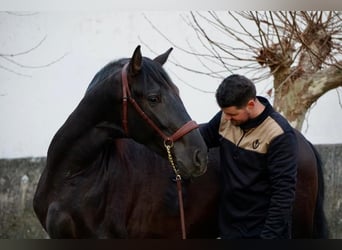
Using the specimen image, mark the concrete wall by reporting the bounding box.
[0,144,341,239]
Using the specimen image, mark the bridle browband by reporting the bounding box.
[121,63,199,146]
[121,62,199,240]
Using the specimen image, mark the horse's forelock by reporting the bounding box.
[142,59,179,96]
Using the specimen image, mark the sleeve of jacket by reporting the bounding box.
[199,111,222,148]
[260,130,298,239]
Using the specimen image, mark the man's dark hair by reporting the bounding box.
[215,74,257,108]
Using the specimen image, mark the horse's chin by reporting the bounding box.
[178,166,207,181]
[194,164,208,178]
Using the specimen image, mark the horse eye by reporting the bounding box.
[147,95,161,104]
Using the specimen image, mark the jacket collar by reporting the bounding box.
[239,96,274,131]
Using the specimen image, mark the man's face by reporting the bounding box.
[222,105,252,126]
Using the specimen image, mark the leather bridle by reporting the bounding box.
[121,63,199,148]
[121,63,199,239]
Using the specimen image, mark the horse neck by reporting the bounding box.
[47,84,122,166]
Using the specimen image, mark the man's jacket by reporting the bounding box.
[200,96,298,239]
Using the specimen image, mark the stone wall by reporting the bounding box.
[315,144,342,239]
[0,157,48,238]
[0,144,341,238]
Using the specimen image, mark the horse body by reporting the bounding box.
[35,137,220,238]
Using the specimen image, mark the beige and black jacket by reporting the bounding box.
[200,96,298,239]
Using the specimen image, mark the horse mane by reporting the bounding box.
[86,59,127,94]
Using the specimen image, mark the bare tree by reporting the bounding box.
[145,11,342,130]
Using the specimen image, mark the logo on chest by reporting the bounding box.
[252,139,260,149]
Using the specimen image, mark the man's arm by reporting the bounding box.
[260,131,298,239]
[199,111,222,148]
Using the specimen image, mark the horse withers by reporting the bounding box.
[33,46,208,238]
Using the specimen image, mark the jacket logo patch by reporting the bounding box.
[252,139,260,149]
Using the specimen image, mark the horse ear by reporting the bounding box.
[153,48,173,65]
[128,45,142,76]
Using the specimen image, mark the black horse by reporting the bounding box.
[33,46,208,238]
[33,46,328,239]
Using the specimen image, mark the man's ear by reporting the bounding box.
[246,99,255,110]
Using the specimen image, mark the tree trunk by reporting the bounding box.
[273,63,342,130]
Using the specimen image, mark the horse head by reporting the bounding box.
[87,46,208,179]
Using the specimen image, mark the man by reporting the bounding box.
[200,74,298,239]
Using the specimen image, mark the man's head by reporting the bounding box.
[216,74,258,126]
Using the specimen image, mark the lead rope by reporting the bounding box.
[164,140,187,240]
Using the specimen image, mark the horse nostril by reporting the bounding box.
[193,149,200,167]
[193,149,207,172]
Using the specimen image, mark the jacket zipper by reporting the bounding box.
[233,130,246,161]
[236,130,246,147]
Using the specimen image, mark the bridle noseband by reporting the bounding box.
[121,63,199,239]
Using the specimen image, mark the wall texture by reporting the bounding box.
[0,144,341,239]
